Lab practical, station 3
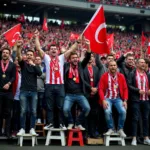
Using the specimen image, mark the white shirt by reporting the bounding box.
[43,54,65,84]
[14,73,21,101]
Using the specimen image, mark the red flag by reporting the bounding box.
[42,18,48,31]
[60,19,64,29]
[83,5,110,54]
[27,33,33,39]
[3,24,21,47]
[70,33,79,40]
[141,31,146,46]
[17,14,25,23]
[107,33,114,49]
[147,40,150,55]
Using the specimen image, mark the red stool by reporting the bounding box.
[68,129,84,146]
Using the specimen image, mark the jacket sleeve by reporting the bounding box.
[117,55,125,68]
[95,54,104,71]
[98,75,105,104]
[128,71,140,93]
[122,74,128,100]
[34,66,42,76]
[81,52,91,69]
[9,63,16,83]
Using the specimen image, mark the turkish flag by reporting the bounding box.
[141,31,146,46]
[147,40,150,55]
[42,18,48,31]
[3,24,21,47]
[17,14,25,23]
[70,33,79,40]
[107,33,114,49]
[83,5,110,54]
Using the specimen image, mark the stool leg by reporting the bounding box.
[60,131,66,146]
[45,131,51,146]
[17,137,20,146]
[35,137,38,145]
[121,138,125,146]
[32,136,35,147]
[105,136,110,146]
[68,131,73,146]
[78,131,84,146]
[20,136,23,147]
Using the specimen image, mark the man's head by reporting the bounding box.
[26,50,34,61]
[144,58,150,70]
[1,48,11,61]
[106,54,114,64]
[125,54,134,67]
[69,52,78,66]
[49,44,58,57]
[101,56,107,65]
[136,58,146,71]
[108,60,118,74]
[35,56,42,65]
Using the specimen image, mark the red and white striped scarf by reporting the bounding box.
[50,56,62,84]
[68,64,79,83]
[136,70,149,101]
[105,73,119,99]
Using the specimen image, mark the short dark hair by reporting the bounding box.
[69,52,78,59]
[1,47,11,54]
[126,53,134,59]
[50,44,57,48]
[145,58,150,67]
[26,49,34,54]
[106,54,114,59]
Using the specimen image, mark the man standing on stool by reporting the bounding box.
[63,39,91,130]
[16,41,42,136]
[98,61,128,137]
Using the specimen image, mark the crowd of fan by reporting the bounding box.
[87,0,150,9]
[0,18,149,59]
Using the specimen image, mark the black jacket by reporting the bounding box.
[83,65,100,98]
[128,69,150,102]
[64,52,91,95]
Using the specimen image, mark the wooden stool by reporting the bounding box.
[45,128,66,146]
[35,123,45,136]
[17,134,38,147]
[68,129,84,146]
[104,133,125,146]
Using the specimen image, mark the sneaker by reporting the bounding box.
[131,139,137,146]
[44,123,54,130]
[37,119,41,124]
[105,129,114,135]
[30,128,37,136]
[144,139,150,145]
[59,124,67,130]
[75,125,85,131]
[117,129,126,138]
[67,124,74,130]
[17,128,25,136]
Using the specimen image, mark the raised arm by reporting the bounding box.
[34,30,45,58]
[16,40,23,62]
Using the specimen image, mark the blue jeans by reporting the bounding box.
[104,98,126,130]
[63,94,91,125]
[20,91,38,129]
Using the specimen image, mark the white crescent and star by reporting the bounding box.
[11,32,21,43]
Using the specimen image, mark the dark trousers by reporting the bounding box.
[131,101,150,137]
[12,100,20,132]
[87,96,99,136]
[37,92,45,119]
[0,92,13,135]
[45,84,65,125]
